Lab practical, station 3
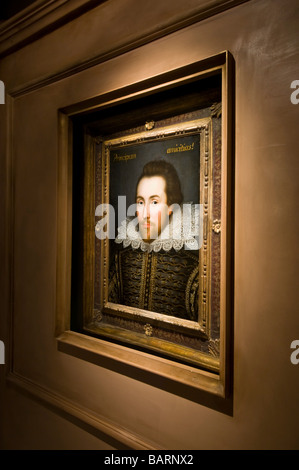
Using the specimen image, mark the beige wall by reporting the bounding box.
[1,0,299,449]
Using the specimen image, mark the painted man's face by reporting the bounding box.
[136,176,171,241]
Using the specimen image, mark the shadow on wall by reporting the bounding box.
[0,0,37,20]
[58,339,234,417]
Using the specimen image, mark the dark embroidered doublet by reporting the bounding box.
[109,245,199,321]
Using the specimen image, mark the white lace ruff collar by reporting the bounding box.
[115,204,201,253]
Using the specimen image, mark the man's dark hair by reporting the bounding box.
[136,160,183,206]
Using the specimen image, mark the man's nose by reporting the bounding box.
[142,203,150,219]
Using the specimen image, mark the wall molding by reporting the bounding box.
[0,0,105,58]
[7,371,162,450]
[1,0,251,97]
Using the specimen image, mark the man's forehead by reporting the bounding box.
[136,176,166,196]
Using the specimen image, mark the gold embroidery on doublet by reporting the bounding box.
[109,246,199,321]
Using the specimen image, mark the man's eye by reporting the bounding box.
[151,200,158,205]
[137,201,143,205]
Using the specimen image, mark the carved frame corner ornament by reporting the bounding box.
[56,51,234,403]
[212,219,221,234]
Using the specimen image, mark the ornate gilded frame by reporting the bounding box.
[86,116,218,370]
[56,51,234,401]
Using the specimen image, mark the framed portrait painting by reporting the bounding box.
[57,51,234,400]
